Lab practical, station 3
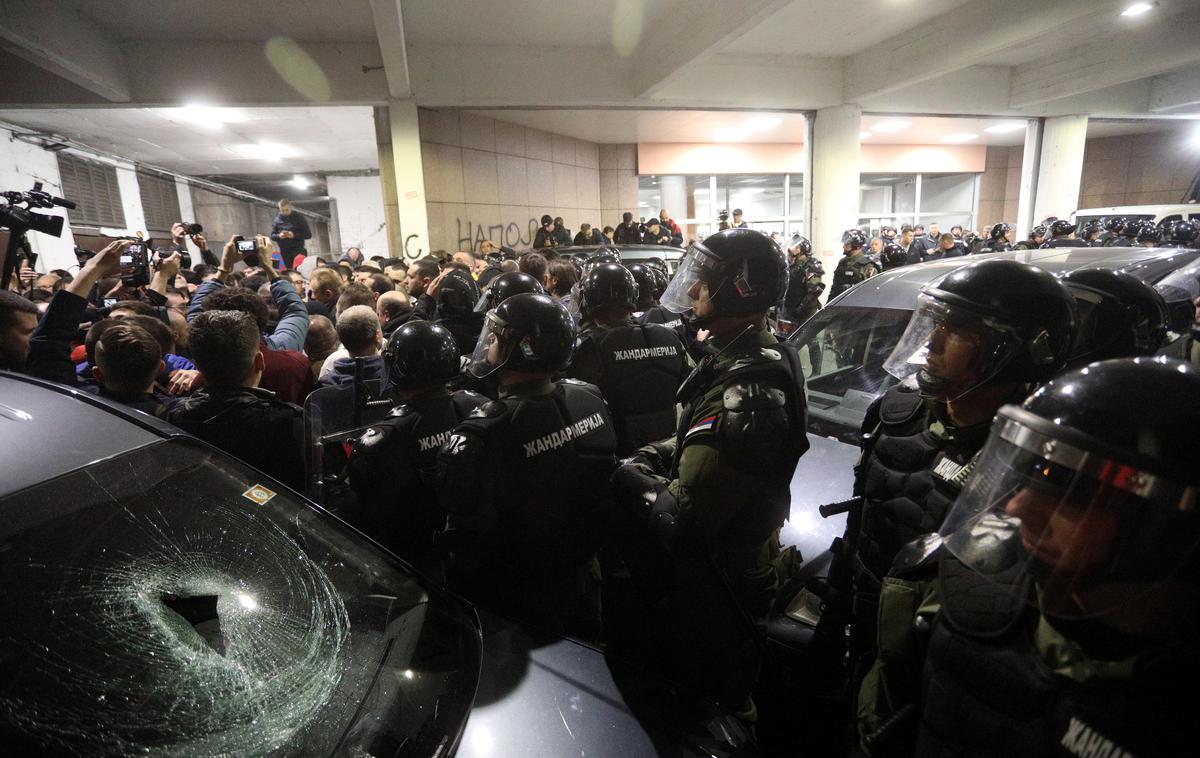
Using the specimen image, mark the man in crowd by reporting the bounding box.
[566,262,686,456]
[305,314,339,380]
[438,292,617,639]
[316,305,386,390]
[90,322,167,415]
[162,310,305,489]
[0,289,39,372]
[307,267,343,322]
[642,218,682,246]
[534,215,559,249]
[270,199,312,269]
[921,233,961,262]
[377,289,417,337]
[731,208,748,228]
[830,228,878,299]
[658,209,682,238]
[615,212,642,244]
[405,257,441,319]
[573,223,604,246]
[611,228,809,720]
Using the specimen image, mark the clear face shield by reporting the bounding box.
[882,293,1021,400]
[660,242,725,314]
[467,310,513,378]
[940,407,1200,619]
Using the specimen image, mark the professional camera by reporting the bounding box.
[1,182,75,289]
[119,242,151,288]
[182,222,203,235]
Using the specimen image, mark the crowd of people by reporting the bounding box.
[2,203,1199,757]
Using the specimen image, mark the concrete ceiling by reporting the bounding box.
[469,109,811,144]
[0,106,378,175]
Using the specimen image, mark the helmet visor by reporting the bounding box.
[882,292,1021,399]
[467,310,513,378]
[660,242,725,314]
[940,407,1200,619]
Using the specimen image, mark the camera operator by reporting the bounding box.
[167,222,218,268]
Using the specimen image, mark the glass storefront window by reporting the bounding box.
[638,174,806,241]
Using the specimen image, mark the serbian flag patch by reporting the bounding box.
[685,415,719,439]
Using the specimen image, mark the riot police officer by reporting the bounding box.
[1016,224,1048,250]
[880,242,910,270]
[982,222,1015,253]
[437,293,617,639]
[635,263,682,329]
[473,270,544,314]
[856,357,1200,758]
[344,321,487,573]
[1080,220,1104,246]
[434,267,485,355]
[610,228,810,719]
[1162,218,1199,248]
[782,235,826,326]
[566,262,687,455]
[1061,268,1169,369]
[1127,218,1161,247]
[1040,218,1087,248]
[830,228,878,299]
[1100,216,1130,246]
[839,259,1076,693]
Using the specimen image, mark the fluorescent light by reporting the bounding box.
[745,116,782,132]
[860,131,872,139]
[713,127,750,142]
[232,142,299,161]
[942,133,979,143]
[159,104,248,128]
[871,120,911,133]
[1121,3,1154,16]
[984,122,1027,134]
[290,175,311,189]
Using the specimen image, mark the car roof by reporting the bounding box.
[0,373,174,498]
[832,247,1200,310]
[1074,205,1198,216]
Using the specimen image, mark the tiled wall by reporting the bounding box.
[1078,131,1199,210]
[977,145,1024,230]
[420,109,637,253]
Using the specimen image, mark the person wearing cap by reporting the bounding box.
[534,214,559,249]
[642,218,682,246]
[615,211,642,244]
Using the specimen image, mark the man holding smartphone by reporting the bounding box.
[270,199,312,269]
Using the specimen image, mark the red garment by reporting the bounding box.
[70,343,87,364]
[291,254,306,270]
[191,342,314,405]
[664,218,682,237]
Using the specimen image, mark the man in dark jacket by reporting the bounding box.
[162,310,305,490]
[316,305,387,391]
[269,199,312,269]
[552,216,572,247]
[614,212,642,244]
[533,215,559,249]
[377,290,419,337]
[642,218,682,246]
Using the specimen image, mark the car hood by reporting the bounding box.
[459,608,755,758]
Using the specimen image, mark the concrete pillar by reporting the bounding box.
[1032,115,1088,228]
[808,105,862,285]
[326,173,389,256]
[374,106,403,258]
[387,98,430,260]
[1015,120,1042,242]
[658,175,687,222]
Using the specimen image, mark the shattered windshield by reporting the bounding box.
[0,438,480,756]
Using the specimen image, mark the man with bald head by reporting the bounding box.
[316,305,386,390]
[377,289,418,338]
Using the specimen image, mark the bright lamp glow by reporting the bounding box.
[290,175,311,189]
[160,104,248,128]
[745,116,782,132]
[871,120,912,133]
[713,127,750,142]
[941,133,979,143]
[984,122,1027,134]
[860,131,872,139]
[1121,3,1154,16]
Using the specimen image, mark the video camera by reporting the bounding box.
[1,182,76,289]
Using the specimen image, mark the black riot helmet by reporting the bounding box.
[841,228,867,250]
[1049,219,1075,238]
[626,263,659,307]
[990,222,1013,241]
[1103,216,1127,235]
[644,256,668,274]
[383,320,461,389]
[1030,224,1048,241]
[1127,218,1160,244]
[659,228,787,317]
[437,268,481,318]
[881,243,908,268]
[468,292,576,377]
[578,262,638,316]
[1061,268,1169,367]
[474,271,544,313]
[1081,221,1104,243]
[880,225,897,240]
[940,357,1200,619]
[788,235,812,257]
[884,259,1076,400]
[1163,219,1198,247]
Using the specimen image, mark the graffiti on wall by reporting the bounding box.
[455,217,540,252]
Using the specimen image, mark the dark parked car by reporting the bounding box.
[0,374,754,757]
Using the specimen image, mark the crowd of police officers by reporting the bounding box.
[330,223,1199,757]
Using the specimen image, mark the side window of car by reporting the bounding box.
[1159,214,1182,225]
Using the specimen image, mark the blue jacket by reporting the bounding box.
[188,278,309,353]
[315,354,389,391]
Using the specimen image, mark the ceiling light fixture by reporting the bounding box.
[713,127,750,142]
[745,116,782,132]
[942,133,979,143]
[232,142,299,161]
[871,120,912,133]
[1120,3,1154,16]
[983,122,1027,134]
[290,175,311,190]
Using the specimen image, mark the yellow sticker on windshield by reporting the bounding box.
[242,485,277,505]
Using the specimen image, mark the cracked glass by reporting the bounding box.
[0,438,480,756]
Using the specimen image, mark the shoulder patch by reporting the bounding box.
[385,404,416,420]
[560,378,588,386]
[354,424,392,452]
[684,414,719,440]
[760,347,782,361]
[470,400,507,419]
